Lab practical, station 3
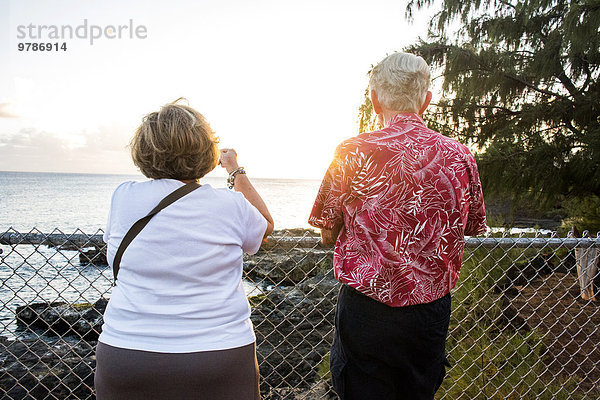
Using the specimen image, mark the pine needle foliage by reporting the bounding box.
[360,0,600,209]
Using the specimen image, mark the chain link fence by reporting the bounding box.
[0,228,599,399]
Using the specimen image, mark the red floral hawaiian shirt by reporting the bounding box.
[309,113,487,307]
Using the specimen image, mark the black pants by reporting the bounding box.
[331,285,451,400]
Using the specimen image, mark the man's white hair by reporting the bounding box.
[369,52,431,113]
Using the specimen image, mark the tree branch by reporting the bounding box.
[502,72,567,99]
[556,70,580,98]
[564,119,582,136]
[579,60,592,94]
[466,104,520,115]
[442,46,567,99]
[497,0,517,10]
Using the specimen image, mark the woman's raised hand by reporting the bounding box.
[218,147,274,236]
[219,149,239,174]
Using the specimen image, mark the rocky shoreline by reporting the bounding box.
[0,231,338,399]
[483,196,567,230]
[3,227,592,399]
[0,279,338,400]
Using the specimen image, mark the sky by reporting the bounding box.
[0,0,436,179]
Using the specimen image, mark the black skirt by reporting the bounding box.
[95,342,260,400]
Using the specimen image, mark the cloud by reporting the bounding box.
[81,122,132,152]
[0,103,18,118]
[0,127,136,174]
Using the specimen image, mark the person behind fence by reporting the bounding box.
[94,99,274,400]
[308,52,488,399]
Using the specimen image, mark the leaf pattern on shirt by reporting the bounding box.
[309,113,487,307]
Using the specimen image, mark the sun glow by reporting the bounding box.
[0,0,435,178]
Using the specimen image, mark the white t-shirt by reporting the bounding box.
[98,179,267,353]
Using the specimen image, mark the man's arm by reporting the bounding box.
[320,224,343,247]
[464,154,487,236]
[310,141,355,244]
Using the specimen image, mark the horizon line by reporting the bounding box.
[0,169,323,181]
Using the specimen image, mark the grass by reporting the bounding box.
[314,239,597,399]
[248,294,267,307]
[435,245,592,399]
[71,302,92,311]
[317,353,331,380]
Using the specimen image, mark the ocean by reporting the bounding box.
[0,171,323,232]
[0,171,323,338]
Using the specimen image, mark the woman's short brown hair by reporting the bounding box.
[130,99,220,180]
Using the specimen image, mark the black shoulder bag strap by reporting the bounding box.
[112,182,201,283]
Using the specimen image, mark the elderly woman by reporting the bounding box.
[95,100,273,400]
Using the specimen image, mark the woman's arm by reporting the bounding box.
[220,149,274,237]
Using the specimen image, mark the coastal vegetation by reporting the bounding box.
[439,244,597,399]
[359,0,600,232]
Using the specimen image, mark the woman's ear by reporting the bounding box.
[418,91,433,115]
[370,90,383,115]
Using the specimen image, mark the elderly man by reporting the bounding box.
[309,52,487,399]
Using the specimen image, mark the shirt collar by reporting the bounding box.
[386,112,425,128]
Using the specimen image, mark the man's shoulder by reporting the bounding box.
[334,134,368,157]
[340,132,370,147]
[420,127,475,161]
[336,125,391,152]
[334,121,475,162]
[441,136,477,164]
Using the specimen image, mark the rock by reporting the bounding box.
[496,295,530,332]
[245,249,333,285]
[272,228,318,236]
[7,281,338,399]
[9,276,339,396]
[483,195,566,230]
[495,254,555,293]
[295,380,337,399]
[298,271,339,298]
[0,337,96,400]
[79,248,108,266]
[261,229,322,251]
[6,231,339,398]
[251,279,338,396]
[16,298,108,340]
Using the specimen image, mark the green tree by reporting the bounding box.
[357,88,381,134]
[360,0,600,227]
